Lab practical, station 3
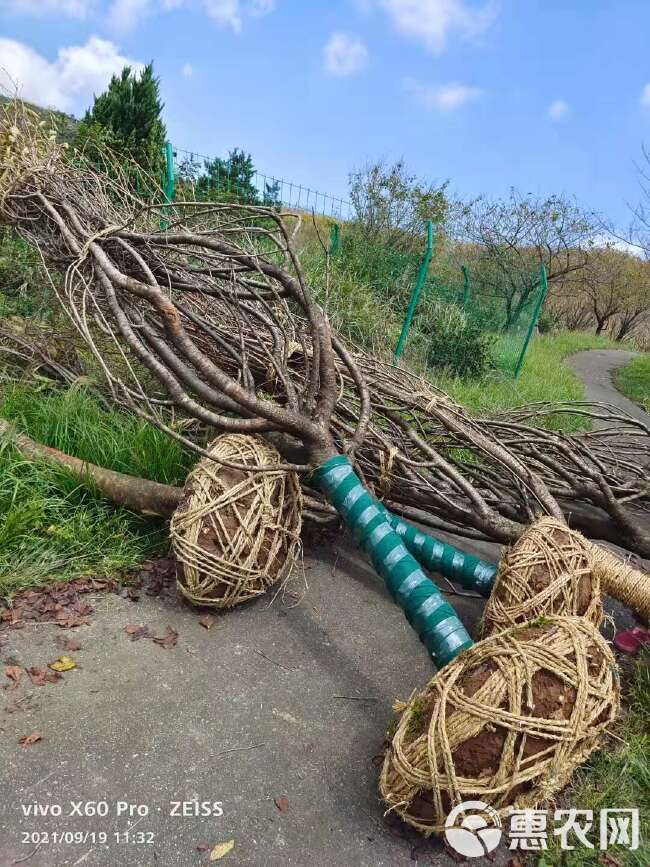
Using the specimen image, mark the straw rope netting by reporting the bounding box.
[483,518,603,634]
[379,616,620,835]
[171,435,302,608]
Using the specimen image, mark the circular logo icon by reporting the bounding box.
[444,800,503,858]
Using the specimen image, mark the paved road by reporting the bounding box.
[0,350,647,867]
[567,348,650,427]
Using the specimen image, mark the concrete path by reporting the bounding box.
[0,349,647,867]
[567,348,649,426]
[0,545,491,867]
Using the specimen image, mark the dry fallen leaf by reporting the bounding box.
[27,666,62,686]
[4,665,22,690]
[48,656,77,673]
[274,795,289,812]
[19,731,42,746]
[61,638,82,652]
[125,624,148,641]
[199,615,217,630]
[153,626,178,649]
[56,615,87,629]
[209,840,235,861]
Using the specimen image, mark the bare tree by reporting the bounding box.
[450,190,594,329]
[349,159,448,252]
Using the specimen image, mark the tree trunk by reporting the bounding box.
[0,419,182,518]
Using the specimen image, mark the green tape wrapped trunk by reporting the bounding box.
[313,455,473,668]
[377,505,497,596]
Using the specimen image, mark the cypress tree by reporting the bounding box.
[78,63,166,178]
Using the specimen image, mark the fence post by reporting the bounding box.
[329,223,340,256]
[462,264,471,309]
[393,220,434,366]
[160,141,175,230]
[513,263,548,379]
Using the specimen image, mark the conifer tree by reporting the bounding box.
[78,64,166,178]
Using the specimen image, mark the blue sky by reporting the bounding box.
[2,1,650,225]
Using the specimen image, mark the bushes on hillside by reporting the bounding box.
[420,302,496,378]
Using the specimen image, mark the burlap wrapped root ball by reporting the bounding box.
[483,518,603,635]
[171,434,302,608]
[379,616,619,835]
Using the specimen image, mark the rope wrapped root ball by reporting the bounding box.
[483,518,602,635]
[171,434,302,608]
[589,544,650,623]
[379,616,619,835]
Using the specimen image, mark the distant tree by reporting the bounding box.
[451,190,594,330]
[263,179,282,208]
[196,148,260,204]
[578,247,635,334]
[349,159,449,253]
[77,63,166,178]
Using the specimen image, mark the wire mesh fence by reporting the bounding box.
[408,261,548,378]
[172,146,352,219]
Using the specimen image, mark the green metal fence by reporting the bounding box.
[392,238,548,378]
[425,262,548,378]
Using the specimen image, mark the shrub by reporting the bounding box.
[421,302,495,378]
[300,243,404,357]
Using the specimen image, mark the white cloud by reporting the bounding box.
[323,33,368,77]
[406,79,481,110]
[202,0,242,30]
[379,0,496,53]
[5,0,93,16]
[0,36,142,113]
[108,0,153,31]
[182,62,194,77]
[640,83,650,107]
[548,98,570,121]
[107,0,273,32]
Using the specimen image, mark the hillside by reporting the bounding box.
[0,94,79,144]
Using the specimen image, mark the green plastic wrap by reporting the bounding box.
[376,505,497,596]
[313,455,473,668]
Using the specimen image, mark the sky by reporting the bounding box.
[1,0,650,226]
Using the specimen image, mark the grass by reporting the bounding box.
[433,331,620,431]
[0,381,192,485]
[538,654,650,867]
[615,353,650,412]
[0,382,193,600]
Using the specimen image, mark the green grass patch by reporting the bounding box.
[0,444,166,599]
[615,354,650,412]
[0,381,192,485]
[0,382,194,599]
[433,331,620,431]
[538,655,650,867]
